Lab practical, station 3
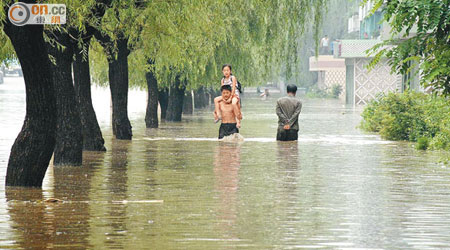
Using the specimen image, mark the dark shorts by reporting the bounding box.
[276,128,298,141]
[219,123,239,139]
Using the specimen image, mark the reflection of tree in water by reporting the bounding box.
[104,139,130,248]
[143,141,158,198]
[6,188,51,249]
[213,142,241,238]
[5,151,105,249]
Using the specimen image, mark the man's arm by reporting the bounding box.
[287,101,302,127]
[276,100,289,125]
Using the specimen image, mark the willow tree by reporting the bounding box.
[2,25,55,186]
[2,0,110,186]
[1,0,56,186]
[71,0,111,151]
[91,0,146,139]
[45,0,114,164]
[90,0,328,126]
[95,0,231,126]
[221,0,326,85]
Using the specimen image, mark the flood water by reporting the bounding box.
[1,77,450,249]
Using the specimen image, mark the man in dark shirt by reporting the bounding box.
[276,84,302,141]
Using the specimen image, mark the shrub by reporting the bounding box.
[306,84,343,99]
[360,91,450,151]
[330,84,343,98]
[416,137,430,150]
[306,86,329,98]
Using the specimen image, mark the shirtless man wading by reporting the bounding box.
[217,85,241,139]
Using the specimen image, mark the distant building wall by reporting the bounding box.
[309,55,346,93]
[325,70,346,86]
[353,58,402,105]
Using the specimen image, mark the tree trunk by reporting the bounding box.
[47,31,83,166]
[95,30,132,140]
[183,90,193,114]
[166,78,186,122]
[73,40,106,151]
[158,88,169,120]
[3,22,56,186]
[194,87,205,109]
[202,88,210,108]
[211,88,220,104]
[195,87,213,109]
[208,88,213,106]
[108,38,132,139]
[145,61,158,128]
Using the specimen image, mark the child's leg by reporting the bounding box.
[214,96,223,120]
[232,97,242,121]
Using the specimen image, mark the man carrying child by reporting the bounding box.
[216,85,241,139]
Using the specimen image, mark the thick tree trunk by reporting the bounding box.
[166,78,186,122]
[3,22,56,186]
[108,38,132,139]
[145,62,159,128]
[158,88,169,120]
[73,41,106,151]
[183,90,193,114]
[47,31,83,166]
[95,30,132,140]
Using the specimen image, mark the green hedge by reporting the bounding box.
[360,91,450,151]
[306,84,343,99]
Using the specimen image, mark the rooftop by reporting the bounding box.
[336,39,381,58]
[309,55,345,71]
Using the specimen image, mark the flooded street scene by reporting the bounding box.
[1,76,450,249]
[1,0,450,249]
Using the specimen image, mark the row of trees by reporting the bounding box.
[0,0,326,187]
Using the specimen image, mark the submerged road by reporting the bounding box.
[0,76,449,249]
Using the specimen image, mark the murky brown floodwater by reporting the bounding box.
[1,76,450,249]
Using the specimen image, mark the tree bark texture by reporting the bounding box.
[108,38,132,139]
[145,61,159,128]
[3,21,56,186]
[73,40,106,151]
[47,31,83,166]
[95,31,133,140]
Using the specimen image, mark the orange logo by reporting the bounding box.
[8,3,66,26]
[8,3,30,26]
